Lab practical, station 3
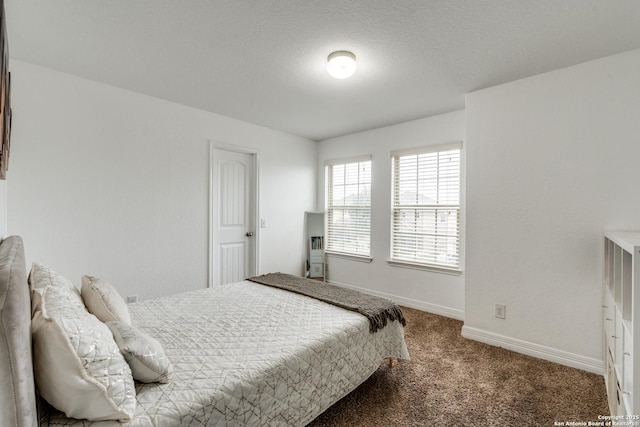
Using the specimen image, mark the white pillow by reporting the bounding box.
[30,270,136,421]
[81,275,131,325]
[29,262,84,315]
[107,321,173,383]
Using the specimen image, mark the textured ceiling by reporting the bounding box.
[5,1,640,141]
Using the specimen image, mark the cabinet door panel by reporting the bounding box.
[623,324,633,412]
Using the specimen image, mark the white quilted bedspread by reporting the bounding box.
[43,280,409,426]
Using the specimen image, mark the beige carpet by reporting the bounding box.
[309,306,608,426]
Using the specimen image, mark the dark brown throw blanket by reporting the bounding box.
[247,273,406,333]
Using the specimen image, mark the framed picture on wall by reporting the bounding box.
[0,0,11,180]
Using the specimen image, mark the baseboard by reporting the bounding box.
[327,279,465,321]
[325,279,602,374]
[461,325,604,375]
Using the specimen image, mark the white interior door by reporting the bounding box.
[210,147,257,286]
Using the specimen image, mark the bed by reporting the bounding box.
[0,236,409,426]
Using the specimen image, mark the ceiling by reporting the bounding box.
[5,1,640,141]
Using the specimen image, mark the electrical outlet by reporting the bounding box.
[127,295,138,304]
[495,303,506,319]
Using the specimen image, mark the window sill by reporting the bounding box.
[326,251,373,263]
[387,259,463,275]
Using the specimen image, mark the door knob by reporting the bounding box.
[246,232,254,237]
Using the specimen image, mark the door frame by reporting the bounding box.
[208,141,260,287]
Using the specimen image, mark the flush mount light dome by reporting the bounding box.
[326,50,357,79]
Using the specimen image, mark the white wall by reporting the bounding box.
[464,49,640,372]
[318,111,466,319]
[8,60,317,300]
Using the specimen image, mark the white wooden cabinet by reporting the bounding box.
[304,212,325,280]
[603,231,640,415]
[309,236,324,278]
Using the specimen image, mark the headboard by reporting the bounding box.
[0,236,38,427]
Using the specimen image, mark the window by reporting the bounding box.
[325,157,371,258]
[390,143,461,271]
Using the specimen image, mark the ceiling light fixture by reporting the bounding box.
[326,50,357,79]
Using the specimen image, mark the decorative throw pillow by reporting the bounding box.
[107,321,173,383]
[29,262,84,315]
[81,275,131,324]
[30,268,136,421]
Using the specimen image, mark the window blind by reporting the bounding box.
[325,159,371,257]
[391,144,461,270]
